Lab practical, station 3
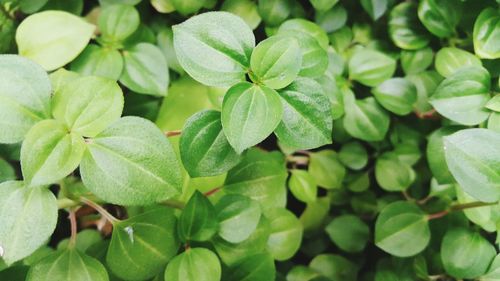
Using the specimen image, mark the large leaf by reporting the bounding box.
[16,11,95,71]
[418,0,463,38]
[221,82,283,153]
[372,77,417,116]
[0,181,57,265]
[434,47,482,78]
[215,194,262,243]
[80,116,183,206]
[0,55,52,143]
[164,248,221,281]
[389,2,430,50]
[444,128,500,202]
[173,12,255,87]
[473,8,500,59]
[274,78,332,150]
[21,120,85,187]
[107,206,179,281]
[178,191,218,242]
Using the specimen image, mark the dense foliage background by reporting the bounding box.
[0,0,500,280]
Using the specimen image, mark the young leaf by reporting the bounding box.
[418,0,463,38]
[221,82,283,153]
[0,55,52,143]
[441,228,496,279]
[473,8,500,59]
[426,126,463,184]
[315,5,348,33]
[249,35,301,89]
[289,169,317,203]
[375,201,430,257]
[430,66,491,125]
[225,253,276,281]
[361,0,388,20]
[21,120,85,187]
[338,141,368,170]
[0,158,15,183]
[389,2,430,50]
[70,44,124,80]
[401,47,433,75]
[310,0,338,12]
[26,249,108,281]
[98,4,140,44]
[180,110,241,178]
[308,150,345,190]
[372,77,417,116]
[52,76,124,137]
[80,116,183,206]
[215,194,262,243]
[178,191,218,242]
[171,0,205,15]
[0,181,57,265]
[309,254,358,281]
[221,0,262,30]
[164,248,221,281]
[16,11,95,71]
[325,214,370,253]
[444,128,500,202]
[173,12,255,87]
[257,0,292,27]
[107,206,179,281]
[265,208,303,261]
[120,43,170,96]
[435,47,482,78]
[407,70,443,114]
[278,19,329,50]
[348,48,396,87]
[274,78,332,149]
[375,152,415,191]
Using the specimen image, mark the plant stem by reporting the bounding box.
[162,199,185,209]
[427,201,497,220]
[68,210,77,248]
[80,197,119,224]
[165,130,182,137]
[204,186,221,197]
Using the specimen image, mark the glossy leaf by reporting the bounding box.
[98,4,140,43]
[308,150,345,190]
[171,0,205,16]
[265,208,303,260]
[435,47,482,78]
[473,8,500,59]
[289,169,317,204]
[70,44,124,80]
[372,78,417,115]
[310,0,338,11]
[278,19,329,50]
[338,141,368,170]
[164,248,221,281]
[375,152,415,191]
[418,0,462,38]
[258,0,292,27]
[401,47,433,75]
[326,214,370,253]
[361,0,388,20]
[426,126,462,184]
[221,0,262,30]
[215,194,261,243]
[225,253,276,281]
[178,191,218,242]
[348,48,396,87]
[389,2,430,50]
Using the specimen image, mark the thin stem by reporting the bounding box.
[204,187,221,197]
[68,210,78,248]
[286,155,309,166]
[161,199,185,209]
[80,197,119,224]
[165,130,182,137]
[427,201,497,220]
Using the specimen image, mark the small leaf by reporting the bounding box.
[426,126,463,184]
[375,201,430,257]
[278,19,329,50]
[486,95,500,112]
[289,169,317,203]
[0,181,57,265]
[98,4,140,43]
[52,76,124,137]
[325,214,370,253]
[265,208,303,261]
[221,0,262,30]
[16,11,95,71]
[70,44,124,80]
[372,77,417,116]
[27,249,108,281]
[225,253,276,281]
[375,152,415,191]
[407,70,443,114]
[435,47,482,78]
[348,48,396,87]
[401,47,434,75]
[164,248,221,281]
[120,43,169,96]
[221,82,283,153]
[178,191,218,242]
[361,0,388,20]
[0,158,15,183]
[310,0,338,11]
[309,254,358,281]
[107,206,179,281]
[0,55,52,143]
[215,194,262,243]
[338,141,368,170]
[444,128,500,202]
[171,0,205,15]
[418,0,463,38]
[80,116,182,206]
[308,150,345,190]
[173,12,255,87]
[389,2,430,50]
[21,120,85,187]
[473,8,500,59]
[258,0,292,27]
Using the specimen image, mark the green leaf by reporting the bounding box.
[308,150,345,190]
[372,78,417,116]
[348,48,396,87]
[435,47,482,78]
[375,201,430,257]
[258,0,292,27]
[80,116,183,206]
[289,169,317,204]
[221,0,262,30]
[120,43,169,96]
[315,5,348,33]
[225,253,276,281]
[180,110,241,178]
[221,82,283,153]
[441,228,496,279]
[21,120,85,187]
[26,249,108,281]
[274,78,332,150]
[375,152,415,192]
[361,0,388,20]
[338,141,368,170]
[0,55,52,143]
[480,254,500,280]
[310,0,338,11]
[342,90,390,141]
[107,206,179,281]
[157,27,183,74]
[286,266,323,281]
[215,194,262,243]
[426,126,462,184]
[52,76,124,137]
[407,70,443,114]
[430,66,491,125]
[0,181,57,265]
[0,158,15,183]
[309,254,358,281]
[173,11,255,87]
[325,214,370,253]
[16,11,95,71]
[70,44,124,80]
[389,2,430,50]
[401,47,433,75]
[418,0,462,38]
[250,35,301,89]
[456,187,500,232]
[489,112,500,133]
[19,0,49,13]
[444,128,500,202]
[278,19,329,50]
[171,0,205,15]
[164,248,221,281]
[178,191,218,242]
[486,94,500,112]
[57,229,102,252]
[265,208,303,261]
[224,149,288,214]
[473,8,500,59]
[98,4,139,44]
